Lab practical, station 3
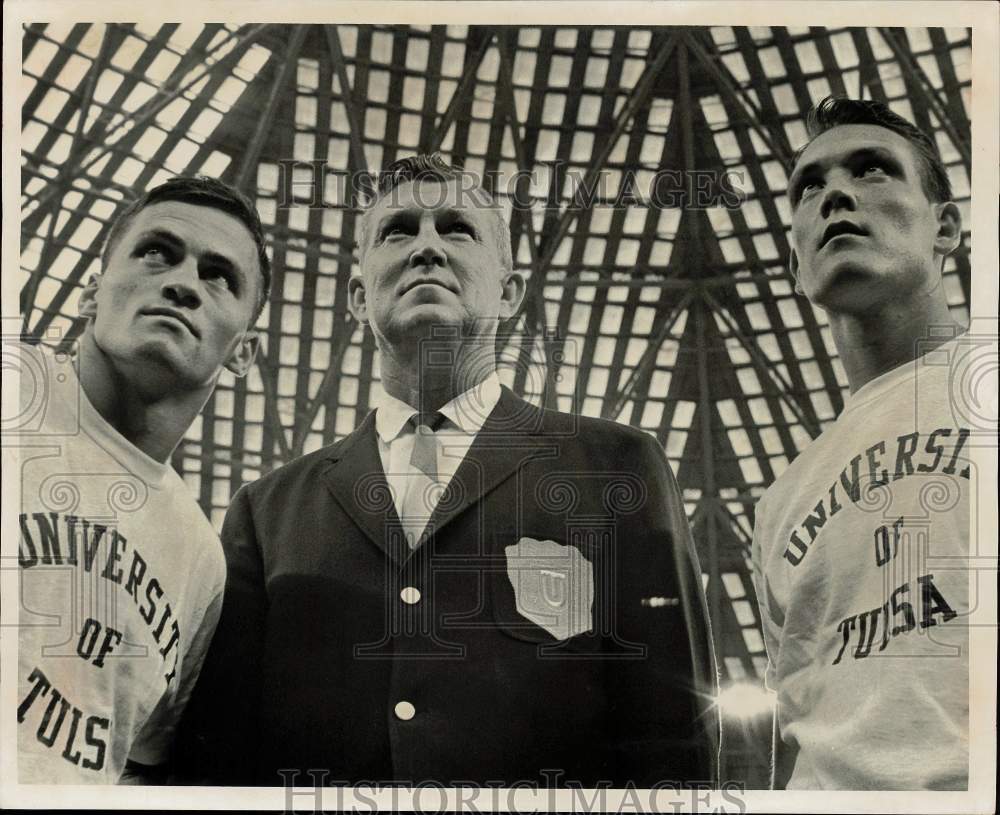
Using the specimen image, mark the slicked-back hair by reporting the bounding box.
[797,96,953,203]
[358,153,513,273]
[101,175,272,324]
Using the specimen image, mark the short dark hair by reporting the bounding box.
[101,175,272,323]
[798,96,953,203]
[358,153,512,272]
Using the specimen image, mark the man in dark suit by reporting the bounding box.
[177,155,719,788]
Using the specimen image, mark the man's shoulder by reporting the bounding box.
[504,388,656,450]
[240,419,372,497]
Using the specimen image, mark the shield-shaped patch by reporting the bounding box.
[504,537,594,641]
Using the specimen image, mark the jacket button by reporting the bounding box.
[400,586,421,605]
[394,701,416,721]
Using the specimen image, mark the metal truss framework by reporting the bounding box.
[19,23,973,687]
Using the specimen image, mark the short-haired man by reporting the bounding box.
[751,98,970,789]
[180,155,719,787]
[11,176,270,783]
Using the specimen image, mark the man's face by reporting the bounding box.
[788,124,954,313]
[350,178,523,350]
[80,201,260,392]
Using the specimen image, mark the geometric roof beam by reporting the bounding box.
[877,27,971,172]
[679,35,741,631]
[286,30,365,459]
[253,346,293,463]
[234,25,307,191]
[516,30,681,324]
[20,25,122,329]
[926,28,971,129]
[495,31,542,271]
[522,32,679,409]
[22,24,272,228]
[606,290,694,422]
[495,33,563,407]
[426,27,496,153]
[703,288,822,440]
[325,25,369,174]
[848,29,890,103]
[683,29,793,171]
[521,30,603,408]
[694,295,724,634]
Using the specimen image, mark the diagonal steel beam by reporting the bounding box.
[21,24,121,330]
[286,27,372,453]
[290,324,356,457]
[682,29,794,172]
[24,24,271,217]
[495,30,541,268]
[701,287,822,439]
[607,289,694,420]
[694,298,722,638]
[253,347,293,462]
[324,25,369,175]
[877,27,971,172]
[494,30,567,404]
[428,29,496,154]
[235,25,308,191]
[515,32,680,324]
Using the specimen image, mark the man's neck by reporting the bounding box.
[828,290,962,394]
[379,339,497,412]
[76,332,210,463]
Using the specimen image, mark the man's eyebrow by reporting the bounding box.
[790,147,900,185]
[374,210,413,234]
[136,229,247,288]
[134,228,184,250]
[850,145,902,168]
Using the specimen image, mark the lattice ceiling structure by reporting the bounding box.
[19,23,972,693]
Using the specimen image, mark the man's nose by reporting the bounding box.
[820,181,857,220]
[409,225,447,268]
[161,261,202,309]
[409,244,447,268]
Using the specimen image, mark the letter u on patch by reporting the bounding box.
[505,537,594,640]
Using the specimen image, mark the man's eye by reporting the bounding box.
[141,245,170,262]
[798,180,822,200]
[382,225,411,241]
[861,164,887,177]
[446,222,474,237]
[202,268,236,291]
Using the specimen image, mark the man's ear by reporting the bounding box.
[497,270,526,320]
[224,331,259,378]
[348,276,368,324]
[933,201,962,259]
[789,249,805,296]
[78,274,102,319]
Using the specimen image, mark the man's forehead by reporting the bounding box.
[794,123,918,172]
[371,176,493,216]
[129,200,254,239]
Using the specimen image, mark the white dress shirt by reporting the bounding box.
[373,372,502,522]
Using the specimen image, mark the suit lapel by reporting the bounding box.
[322,389,552,563]
[421,388,553,546]
[320,412,408,567]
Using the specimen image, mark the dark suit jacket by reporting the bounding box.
[177,387,719,787]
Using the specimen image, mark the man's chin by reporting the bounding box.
[387,308,462,339]
[810,264,885,313]
[123,341,212,391]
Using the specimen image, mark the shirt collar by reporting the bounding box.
[374,372,502,443]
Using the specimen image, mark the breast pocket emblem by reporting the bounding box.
[504,537,594,641]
